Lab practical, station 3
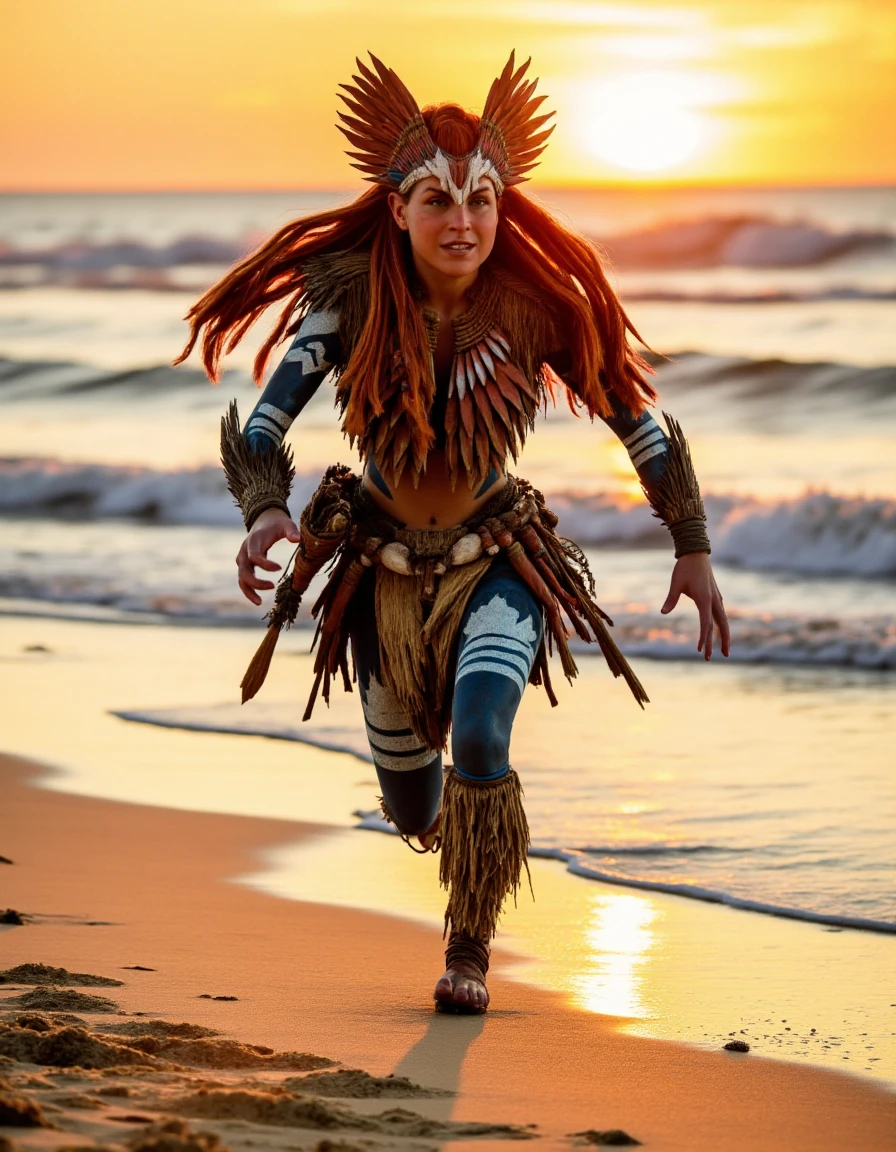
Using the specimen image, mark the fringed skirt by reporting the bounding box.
[296,471,648,752]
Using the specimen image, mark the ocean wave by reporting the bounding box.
[3,351,894,412]
[624,285,896,304]
[0,214,893,289]
[600,214,896,270]
[3,458,895,580]
[0,356,213,400]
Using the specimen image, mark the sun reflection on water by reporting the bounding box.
[573,893,658,1018]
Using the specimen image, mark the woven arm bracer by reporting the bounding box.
[645,413,711,558]
[220,400,295,531]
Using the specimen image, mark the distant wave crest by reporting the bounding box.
[2,457,895,580]
[600,214,896,270]
[0,214,893,291]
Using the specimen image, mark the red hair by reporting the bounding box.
[176,102,654,455]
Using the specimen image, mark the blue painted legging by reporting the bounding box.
[348,560,543,836]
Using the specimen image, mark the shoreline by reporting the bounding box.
[2,612,894,1090]
[3,751,896,1152]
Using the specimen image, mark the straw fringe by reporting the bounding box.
[376,556,491,748]
[439,767,532,941]
[220,400,294,530]
[647,413,711,558]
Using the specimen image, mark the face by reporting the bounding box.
[388,176,499,281]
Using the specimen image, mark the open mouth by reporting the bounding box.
[442,242,475,252]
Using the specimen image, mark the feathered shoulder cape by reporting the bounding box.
[298,248,577,490]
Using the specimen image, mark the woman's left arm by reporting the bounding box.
[599,392,730,661]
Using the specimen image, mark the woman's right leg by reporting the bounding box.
[348,572,443,838]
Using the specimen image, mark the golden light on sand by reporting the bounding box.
[574,892,658,1018]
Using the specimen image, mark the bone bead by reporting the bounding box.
[379,542,412,575]
[448,533,483,566]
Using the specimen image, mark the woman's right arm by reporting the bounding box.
[233,309,342,604]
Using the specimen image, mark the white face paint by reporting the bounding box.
[400,148,505,205]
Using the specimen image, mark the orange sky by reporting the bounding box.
[3,0,895,190]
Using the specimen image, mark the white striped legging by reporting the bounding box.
[347,559,543,835]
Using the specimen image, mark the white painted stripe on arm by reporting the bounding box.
[257,403,293,430]
[631,440,668,469]
[246,415,286,443]
[626,427,664,461]
[623,416,661,449]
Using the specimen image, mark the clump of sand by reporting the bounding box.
[0,1023,157,1069]
[128,1119,230,1152]
[284,1069,450,1099]
[571,1131,641,1147]
[0,964,123,987]
[100,1022,220,1041]
[170,1088,372,1131]
[53,1093,105,1110]
[2,988,120,1013]
[119,1036,335,1072]
[0,1016,536,1148]
[0,1088,54,1127]
[171,1087,534,1141]
[0,1020,332,1074]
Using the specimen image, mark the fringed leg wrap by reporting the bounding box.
[439,767,532,942]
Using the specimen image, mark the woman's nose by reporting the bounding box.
[447,203,473,230]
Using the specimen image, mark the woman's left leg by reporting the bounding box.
[435,561,543,1012]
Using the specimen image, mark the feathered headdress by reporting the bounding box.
[337,52,554,204]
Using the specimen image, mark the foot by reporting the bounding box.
[416,810,441,852]
[433,961,489,1014]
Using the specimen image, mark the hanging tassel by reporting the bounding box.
[239,465,353,703]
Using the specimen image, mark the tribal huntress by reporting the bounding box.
[177,53,730,1015]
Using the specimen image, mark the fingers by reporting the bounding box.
[697,594,713,660]
[238,576,274,606]
[248,549,281,573]
[236,531,283,605]
[715,588,731,658]
[661,583,681,614]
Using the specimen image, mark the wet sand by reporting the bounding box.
[2,752,895,1152]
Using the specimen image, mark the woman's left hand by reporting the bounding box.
[661,552,730,661]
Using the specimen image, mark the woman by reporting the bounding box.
[177,54,730,1014]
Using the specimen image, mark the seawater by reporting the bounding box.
[0,186,894,932]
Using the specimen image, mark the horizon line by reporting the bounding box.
[3,179,895,196]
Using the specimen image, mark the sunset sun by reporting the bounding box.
[579,73,714,174]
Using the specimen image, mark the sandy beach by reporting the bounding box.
[2,744,895,1152]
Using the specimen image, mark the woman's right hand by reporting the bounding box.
[236,508,301,605]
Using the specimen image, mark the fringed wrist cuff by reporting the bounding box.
[646,413,711,559]
[220,400,295,531]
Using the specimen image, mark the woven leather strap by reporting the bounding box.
[445,931,490,979]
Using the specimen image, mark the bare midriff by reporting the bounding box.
[362,451,507,529]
